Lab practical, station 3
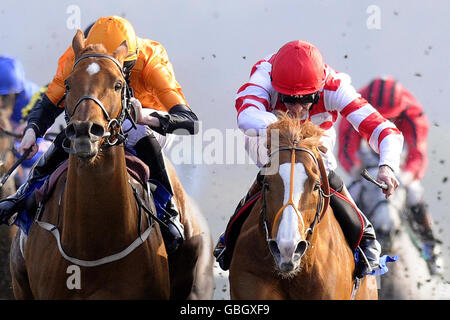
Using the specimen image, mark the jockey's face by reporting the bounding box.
[280,92,318,118]
[284,101,313,118]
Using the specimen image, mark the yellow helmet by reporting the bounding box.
[85,16,138,62]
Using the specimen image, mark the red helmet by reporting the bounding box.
[271,40,326,95]
[359,77,403,119]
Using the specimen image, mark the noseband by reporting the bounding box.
[261,146,334,248]
[63,53,137,151]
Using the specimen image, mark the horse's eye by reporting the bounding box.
[114,81,123,91]
[314,183,320,191]
[64,81,70,92]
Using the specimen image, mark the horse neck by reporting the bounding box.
[62,146,138,244]
[304,207,354,276]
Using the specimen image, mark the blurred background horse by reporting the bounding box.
[0,93,18,299]
[348,141,441,299]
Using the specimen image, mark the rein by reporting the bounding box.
[62,53,137,152]
[0,125,22,139]
[261,145,334,247]
[32,53,155,267]
[34,178,159,268]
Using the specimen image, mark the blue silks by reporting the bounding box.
[13,177,172,235]
[148,179,172,220]
[369,255,399,276]
[13,177,47,235]
[11,80,40,125]
[354,249,399,277]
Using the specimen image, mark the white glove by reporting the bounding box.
[130,97,143,124]
[130,98,160,127]
[19,128,39,159]
[376,165,400,199]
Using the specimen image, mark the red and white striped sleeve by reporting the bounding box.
[324,70,404,173]
[236,55,278,135]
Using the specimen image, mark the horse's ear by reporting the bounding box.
[72,29,85,59]
[112,40,129,64]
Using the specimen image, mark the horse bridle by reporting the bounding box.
[62,53,137,151]
[261,145,335,249]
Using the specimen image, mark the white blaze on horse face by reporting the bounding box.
[86,62,101,75]
[277,163,307,264]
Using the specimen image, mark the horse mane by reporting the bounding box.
[267,113,324,151]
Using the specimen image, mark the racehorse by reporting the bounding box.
[0,93,18,199]
[348,142,436,299]
[0,95,17,299]
[9,30,214,299]
[229,117,378,299]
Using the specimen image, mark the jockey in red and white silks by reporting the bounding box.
[236,52,404,180]
[338,77,442,275]
[215,40,404,277]
[338,77,428,206]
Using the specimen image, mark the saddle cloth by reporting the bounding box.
[14,151,155,235]
[219,175,365,270]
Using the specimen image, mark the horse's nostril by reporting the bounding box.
[295,240,308,258]
[65,123,76,140]
[268,240,280,256]
[90,122,105,139]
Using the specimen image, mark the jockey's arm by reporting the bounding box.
[24,94,63,139]
[331,75,404,197]
[18,92,63,159]
[237,107,277,136]
[141,48,199,136]
[358,115,404,198]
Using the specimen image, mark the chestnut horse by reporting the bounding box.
[0,98,17,299]
[9,30,214,299]
[229,118,378,299]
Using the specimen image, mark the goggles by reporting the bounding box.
[280,92,320,105]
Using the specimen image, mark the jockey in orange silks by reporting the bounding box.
[0,16,198,254]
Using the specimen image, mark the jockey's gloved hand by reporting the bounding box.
[130,97,159,127]
[376,165,399,198]
[19,128,39,159]
[149,104,199,136]
[129,97,143,124]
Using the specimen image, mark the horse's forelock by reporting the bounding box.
[267,115,324,150]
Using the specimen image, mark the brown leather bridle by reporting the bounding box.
[261,145,335,253]
[62,53,136,152]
